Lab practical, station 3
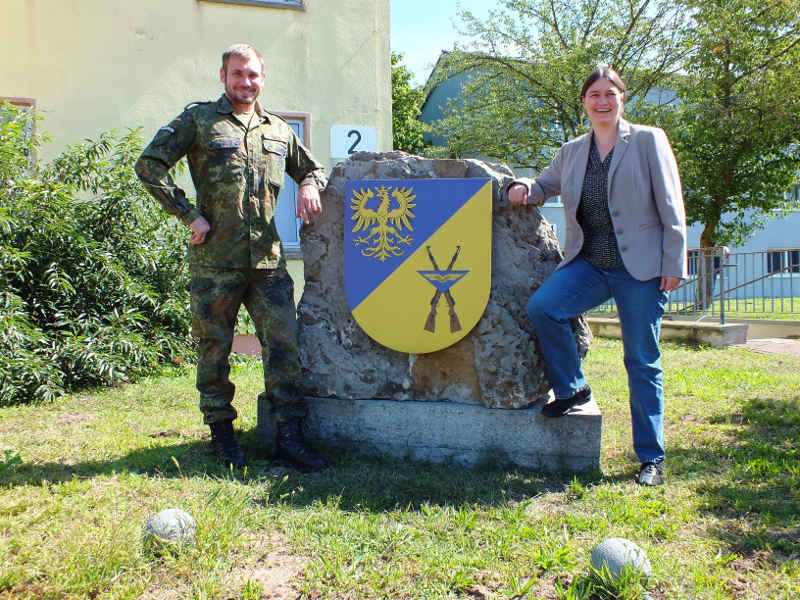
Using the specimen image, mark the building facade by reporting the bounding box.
[2,0,392,286]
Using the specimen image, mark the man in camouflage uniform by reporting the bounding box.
[135,43,328,472]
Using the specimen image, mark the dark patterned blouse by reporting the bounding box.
[577,137,624,269]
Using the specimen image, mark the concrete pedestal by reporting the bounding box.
[587,316,748,348]
[258,395,601,472]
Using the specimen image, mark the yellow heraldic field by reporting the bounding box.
[352,180,492,353]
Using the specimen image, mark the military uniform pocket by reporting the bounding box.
[208,136,244,180]
[262,136,288,188]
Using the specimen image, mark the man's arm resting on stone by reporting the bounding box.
[297,173,325,224]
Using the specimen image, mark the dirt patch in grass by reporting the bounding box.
[463,570,504,599]
[524,491,569,516]
[226,533,309,599]
[138,585,187,600]
[646,580,673,600]
[522,573,673,600]
[148,429,208,439]
[521,573,569,600]
[56,412,96,425]
[0,582,49,600]
[722,575,756,599]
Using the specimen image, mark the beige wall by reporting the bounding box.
[3,0,391,300]
[2,0,391,166]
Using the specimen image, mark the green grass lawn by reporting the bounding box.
[1,339,799,599]
[591,297,800,321]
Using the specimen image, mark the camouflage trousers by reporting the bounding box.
[190,265,306,425]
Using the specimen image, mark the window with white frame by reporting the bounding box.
[0,97,35,125]
[688,251,698,276]
[778,184,800,210]
[274,113,312,258]
[789,184,800,205]
[687,249,722,277]
[198,0,305,9]
[1,97,36,162]
[767,249,800,275]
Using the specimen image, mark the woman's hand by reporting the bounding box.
[509,183,530,206]
[660,276,681,291]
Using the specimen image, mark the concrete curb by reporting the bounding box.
[587,317,748,348]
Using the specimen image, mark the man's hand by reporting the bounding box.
[297,183,322,224]
[189,216,211,245]
[509,183,530,206]
[660,276,681,291]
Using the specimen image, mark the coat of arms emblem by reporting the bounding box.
[344,178,492,353]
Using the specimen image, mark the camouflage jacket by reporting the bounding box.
[135,94,327,269]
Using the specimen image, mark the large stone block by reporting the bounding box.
[255,152,600,471]
[297,152,592,409]
[301,396,601,471]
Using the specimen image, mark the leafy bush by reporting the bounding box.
[0,103,194,405]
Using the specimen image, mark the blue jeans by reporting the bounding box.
[526,257,668,463]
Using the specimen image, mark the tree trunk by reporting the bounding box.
[696,212,720,311]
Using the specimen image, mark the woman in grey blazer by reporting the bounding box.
[509,67,687,486]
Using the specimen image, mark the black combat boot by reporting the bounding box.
[208,420,247,468]
[275,420,328,473]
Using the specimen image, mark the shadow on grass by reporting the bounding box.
[264,453,602,513]
[0,436,224,487]
[669,396,800,559]
[0,427,603,512]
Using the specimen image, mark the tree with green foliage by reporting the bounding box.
[391,52,426,154]
[0,103,194,405]
[431,0,687,168]
[657,0,800,250]
[646,0,800,308]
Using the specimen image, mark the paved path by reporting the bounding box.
[232,334,261,357]
[738,338,800,358]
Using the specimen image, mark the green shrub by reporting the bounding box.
[0,102,194,405]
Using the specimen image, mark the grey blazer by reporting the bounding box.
[517,119,687,280]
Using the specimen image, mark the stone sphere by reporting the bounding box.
[144,508,197,546]
[590,537,652,580]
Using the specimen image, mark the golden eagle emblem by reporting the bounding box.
[350,184,417,261]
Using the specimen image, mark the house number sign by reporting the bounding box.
[330,125,378,158]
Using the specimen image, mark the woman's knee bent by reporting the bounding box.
[525,289,552,323]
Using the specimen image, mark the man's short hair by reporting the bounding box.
[221,44,265,75]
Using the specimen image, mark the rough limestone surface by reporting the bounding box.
[298,152,591,409]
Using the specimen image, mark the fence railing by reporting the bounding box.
[594,247,800,322]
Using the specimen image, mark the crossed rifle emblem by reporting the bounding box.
[418,246,467,333]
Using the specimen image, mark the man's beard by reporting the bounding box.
[225,84,258,107]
